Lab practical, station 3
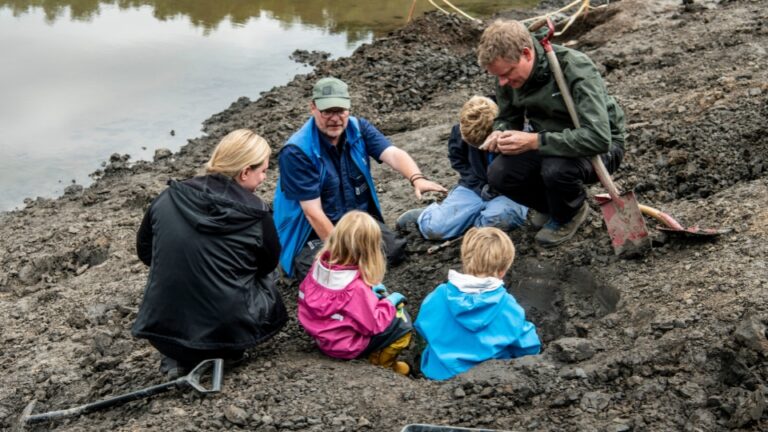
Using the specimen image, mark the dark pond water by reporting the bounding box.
[0,0,535,211]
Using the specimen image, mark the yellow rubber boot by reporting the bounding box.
[375,333,412,375]
[392,361,410,376]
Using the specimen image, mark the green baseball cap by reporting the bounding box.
[312,77,351,111]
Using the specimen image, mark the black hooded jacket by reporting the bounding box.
[132,174,287,350]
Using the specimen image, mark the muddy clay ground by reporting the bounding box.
[2,0,768,430]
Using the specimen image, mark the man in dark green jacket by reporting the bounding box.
[477,19,625,247]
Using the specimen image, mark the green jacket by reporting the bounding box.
[494,40,625,158]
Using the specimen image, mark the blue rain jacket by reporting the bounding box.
[415,274,541,380]
[273,116,383,277]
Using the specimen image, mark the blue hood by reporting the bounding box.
[415,270,541,380]
[445,269,507,331]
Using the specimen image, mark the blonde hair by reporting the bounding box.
[320,211,386,285]
[459,96,499,147]
[205,129,271,178]
[477,19,533,69]
[461,227,515,277]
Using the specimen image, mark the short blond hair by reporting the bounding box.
[459,96,498,147]
[477,19,533,69]
[206,129,271,178]
[320,211,386,285]
[461,227,515,278]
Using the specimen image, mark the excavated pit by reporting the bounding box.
[509,257,620,344]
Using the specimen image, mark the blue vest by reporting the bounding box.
[273,116,383,277]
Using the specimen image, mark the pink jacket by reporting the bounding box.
[298,253,396,359]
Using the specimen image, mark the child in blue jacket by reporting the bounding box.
[415,227,540,380]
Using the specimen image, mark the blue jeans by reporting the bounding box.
[417,185,528,240]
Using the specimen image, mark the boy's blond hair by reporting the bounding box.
[320,211,386,285]
[477,19,533,69]
[461,227,515,278]
[206,129,271,179]
[459,96,498,147]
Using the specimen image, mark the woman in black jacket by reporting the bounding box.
[133,129,287,377]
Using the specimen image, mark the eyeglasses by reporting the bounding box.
[319,108,349,119]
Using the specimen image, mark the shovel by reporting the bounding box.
[18,358,223,428]
[536,17,650,257]
[594,194,731,238]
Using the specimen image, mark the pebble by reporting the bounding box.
[171,407,187,416]
[733,313,768,354]
[580,391,611,413]
[154,148,173,161]
[224,405,248,425]
[549,337,597,363]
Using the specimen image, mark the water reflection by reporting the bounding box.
[0,3,366,211]
[0,0,530,42]
[0,0,536,211]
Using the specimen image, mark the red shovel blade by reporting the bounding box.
[595,190,651,257]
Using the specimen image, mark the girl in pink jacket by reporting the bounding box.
[298,211,412,375]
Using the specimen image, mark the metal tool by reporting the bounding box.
[427,236,463,254]
[19,358,223,427]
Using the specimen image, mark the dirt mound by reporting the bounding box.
[1,1,768,431]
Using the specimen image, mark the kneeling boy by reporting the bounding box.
[396,96,527,239]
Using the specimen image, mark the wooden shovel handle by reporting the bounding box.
[540,18,622,201]
[637,204,685,230]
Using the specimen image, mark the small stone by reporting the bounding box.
[453,387,466,398]
[733,313,768,354]
[549,337,597,363]
[728,387,766,428]
[92,330,113,355]
[149,401,161,414]
[224,404,248,426]
[64,184,84,196]
[580,391,611,412]
[250,414,264,426]
[357,416,371,428]
[667,149,689,165]
[18,264,38,285]
[154,148,173,161]
[560,367,588,379]
[480,387,494,398]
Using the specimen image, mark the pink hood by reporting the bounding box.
[297,253,396,359]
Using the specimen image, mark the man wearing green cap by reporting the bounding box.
[273,77,447,281]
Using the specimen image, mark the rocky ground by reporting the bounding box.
[1,0,767,430]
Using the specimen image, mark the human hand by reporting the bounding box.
[478,130,502,152]
[496,131,539,155]
[412,178,447,200]
[385,292,406,307]
[372,283,388,299]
